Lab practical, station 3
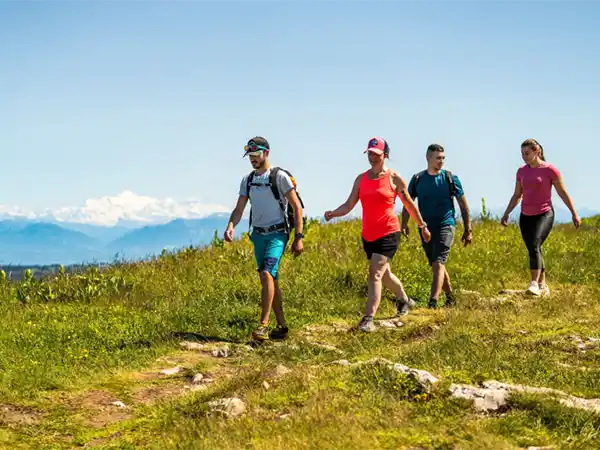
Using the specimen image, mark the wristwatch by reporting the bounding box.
[294,232,304,240]
[418,222,428,229]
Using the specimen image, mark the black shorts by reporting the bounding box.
[362,232,400,260]
[421,225,455,265]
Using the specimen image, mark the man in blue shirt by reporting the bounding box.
[401,144,472,308]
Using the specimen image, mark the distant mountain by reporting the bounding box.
[55,222,133,244]
[0,190,235,265]
[0,222,104,266]
[108,214,249,260]
[0,201,596,266]
[0,213,247,266]
[0,217,132,246]
[0,190,231,227]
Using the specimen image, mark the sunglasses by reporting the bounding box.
[244,144,269,153]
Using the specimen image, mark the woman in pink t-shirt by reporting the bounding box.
[501,139,581,296]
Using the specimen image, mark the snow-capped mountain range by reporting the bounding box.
[0,191,243,266]
[0,191,597,267]
[0,191,232,227]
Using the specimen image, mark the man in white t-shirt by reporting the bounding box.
[224,136,304,341]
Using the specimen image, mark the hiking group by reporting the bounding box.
[225,136,581,340]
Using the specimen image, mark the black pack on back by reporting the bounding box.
[246,167,305,232]
[413,169,458,215]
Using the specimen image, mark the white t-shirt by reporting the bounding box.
[239,168,294,228]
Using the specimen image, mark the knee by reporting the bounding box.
[381,268,391,281]
[432,261,445,271]
[369,265,386,282]
[259,270,274,283]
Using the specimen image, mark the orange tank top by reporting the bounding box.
[359,169,400,242]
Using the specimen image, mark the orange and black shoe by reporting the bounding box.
[269,325,289,340]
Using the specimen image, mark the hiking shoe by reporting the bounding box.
[526,281,540,296]
[396,297,417,316]
[357,316,376,332]
[269,325,289,340]
[252,325,270,341]
[540,284,550,297]
[444,292,456,308]
[427,298,438,309]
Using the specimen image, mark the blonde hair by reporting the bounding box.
[521,138,545,161]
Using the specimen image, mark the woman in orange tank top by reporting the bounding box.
[325,137,431,332]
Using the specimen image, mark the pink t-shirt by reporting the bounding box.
[517,162,561,216]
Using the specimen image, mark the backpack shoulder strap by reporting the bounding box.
[415,170,427,182]
[413,170,427,191]
[246,170,255,196]
[268,167,282,201]
[246,171,255,230]
[444,169,456,198]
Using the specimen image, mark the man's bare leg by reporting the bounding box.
[259,271,275,325]
[431,262,445,300]
[272,279,286,327]
[442,267,452,294]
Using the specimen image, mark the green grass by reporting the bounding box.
[1,215,600,449]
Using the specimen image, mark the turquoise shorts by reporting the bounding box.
[250,230,289,279]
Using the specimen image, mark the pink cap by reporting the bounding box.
[365,137,389,156]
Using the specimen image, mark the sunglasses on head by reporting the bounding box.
[244,143,269,153]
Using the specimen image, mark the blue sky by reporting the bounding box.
[1,0,598,219]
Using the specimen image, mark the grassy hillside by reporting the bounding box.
[0,214,599,449]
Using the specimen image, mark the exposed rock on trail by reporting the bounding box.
[266,364,292,379]
[377,318,405,329]
[450,380,600,414]
[208,397,246,418]
[332,358,439,391]
[332,357,600,414]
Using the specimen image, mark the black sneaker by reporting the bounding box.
[269,325,289,340]
[396,297,417,316]
[427,298,438,309]
[444,292,456,308]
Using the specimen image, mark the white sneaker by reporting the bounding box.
[526,281,540,296]
[540,284,550,297]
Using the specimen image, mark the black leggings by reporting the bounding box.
[519,209,555,271]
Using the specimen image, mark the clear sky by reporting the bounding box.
[1,0,598,219]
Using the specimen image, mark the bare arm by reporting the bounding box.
[392,172,427,228]
[457,195,472,231]
[227,195,248,229]
[326,174,361,219]
[284,188,304,236]
[400,174,415,230]
[502,178,523,220]
[552,176,577,216]
[400,206,411,229]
